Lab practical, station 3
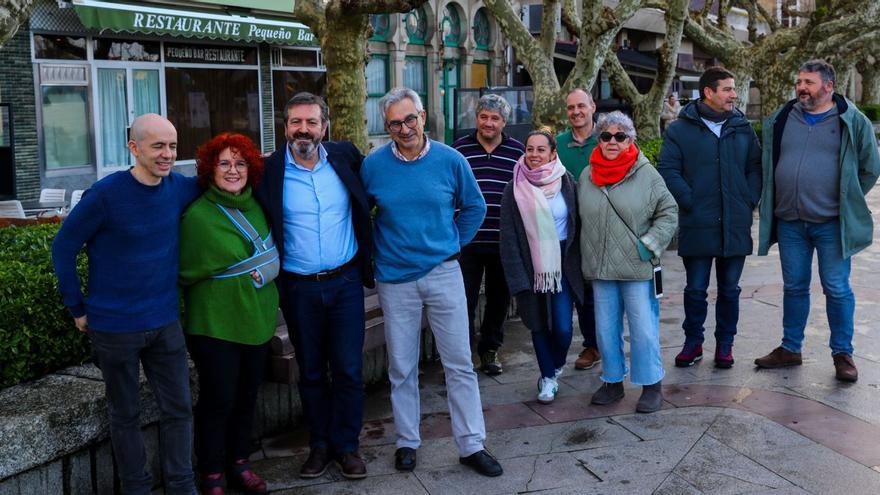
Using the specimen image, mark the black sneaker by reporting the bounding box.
[480,350,503,375]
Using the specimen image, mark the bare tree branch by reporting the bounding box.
[561,0,581,38]
[541,0,560,59]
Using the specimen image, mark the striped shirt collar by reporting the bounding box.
[390,137,431,162]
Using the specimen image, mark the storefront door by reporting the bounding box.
[441,59,460,144]
[94,64,162,175]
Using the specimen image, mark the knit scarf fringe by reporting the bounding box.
[534,270,562,294]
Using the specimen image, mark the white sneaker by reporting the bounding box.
[554,366,564,380]
[537,377,558,404]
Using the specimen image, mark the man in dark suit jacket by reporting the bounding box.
[255,92,373,480]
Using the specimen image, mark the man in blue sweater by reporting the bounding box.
[52,113,200,494]
[361,87,501,477]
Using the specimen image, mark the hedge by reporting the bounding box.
[638,138,664,165]
[0,224,90,389]
[857,103,880,122]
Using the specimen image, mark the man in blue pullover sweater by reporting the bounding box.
[361,87,502,477]
[52,114,200,494]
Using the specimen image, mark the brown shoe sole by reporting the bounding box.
[299,464,328,479]
[754,359,802,369]
[575,359,601,370]
[336,461,367,480]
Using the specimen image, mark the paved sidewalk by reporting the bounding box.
[248,190,880,494]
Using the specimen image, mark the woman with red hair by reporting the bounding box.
[179,133,278,494]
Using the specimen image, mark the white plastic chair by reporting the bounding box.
[69,190,85,211]
[39,188,66,203]
[0,200,26,219]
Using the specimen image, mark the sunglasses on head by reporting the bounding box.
[599,132,629,143]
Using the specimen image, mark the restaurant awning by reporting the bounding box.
[71,0,317,46]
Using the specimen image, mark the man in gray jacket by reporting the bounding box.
[754,60,880,382]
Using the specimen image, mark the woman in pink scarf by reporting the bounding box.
[499,129,584,404]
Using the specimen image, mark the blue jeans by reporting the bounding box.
[682,256,746,346]
[532,274,575,379]
[592,279,664,386]
[776,219,855,355]
[88,322,195,495]
[278,265,365,453]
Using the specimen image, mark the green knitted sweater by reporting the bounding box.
[179,185,278,345]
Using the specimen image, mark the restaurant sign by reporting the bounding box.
[72,0,317,46]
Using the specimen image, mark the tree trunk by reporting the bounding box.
[859,62,880,104]
[321,14,370,152]
[0,0,36,48]
[531,74,565,130]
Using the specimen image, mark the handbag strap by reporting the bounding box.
[600,187,640,241]
[600,187,660,266]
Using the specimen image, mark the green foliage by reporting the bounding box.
[857,103,880,122]
[0,224,90,389]
[638,138,664,166]
[751,120,763,138]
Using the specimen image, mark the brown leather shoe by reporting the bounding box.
[575,347,601,370]
[754,346,802,368]
[336,452,367,480]
[833,353,858,382]
[299,447,331,479]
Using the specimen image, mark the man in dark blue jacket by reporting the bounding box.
[658,67,762,369]
[255,93,374,480]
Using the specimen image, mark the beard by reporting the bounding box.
[799,87,829,111]
[288,133,319,158]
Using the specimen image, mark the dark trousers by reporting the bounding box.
[460,247,510,355]
[278,265,365,453]
[186,334,269,474]
[576,283,597,348]
[682,256,746,346]
[88,322,195,495]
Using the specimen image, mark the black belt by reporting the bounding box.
[445,252,460,262]
[285,258,357,282]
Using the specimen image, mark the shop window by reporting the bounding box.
[369,14,390,41]
[403,56,428,114]
[441,4,462,47]
[93,39,161,62]
[404,7,428,45]
[165,68,260,161]
[473,9,492,50]
[366,56,389,135]
[272,71,327,148]
[33,34,87,60]
[39,64,92,170]
[281,49,320,68]
[470,60,490,88]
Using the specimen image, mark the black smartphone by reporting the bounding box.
[653,265,663,298]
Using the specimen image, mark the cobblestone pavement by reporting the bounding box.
[247,189,880,495]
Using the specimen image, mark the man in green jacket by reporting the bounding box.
[556,88,601,371]
[754,60,880,382]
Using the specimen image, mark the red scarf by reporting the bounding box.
[590,143,639,186]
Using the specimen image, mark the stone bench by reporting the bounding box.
[0,289,435,494]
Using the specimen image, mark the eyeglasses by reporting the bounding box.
[599,132,629,143]
[386,114,420,133]
[218,161,248,172]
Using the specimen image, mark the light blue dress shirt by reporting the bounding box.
[282,144,357,274]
